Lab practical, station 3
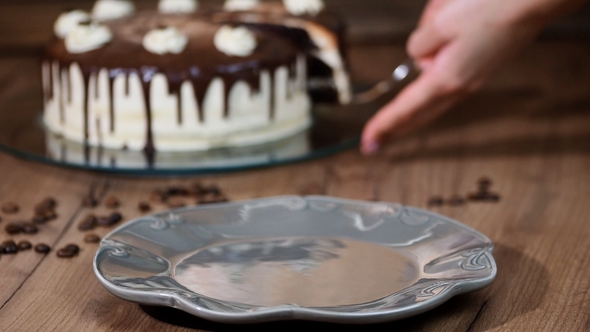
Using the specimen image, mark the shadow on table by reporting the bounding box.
[140,244,548,331]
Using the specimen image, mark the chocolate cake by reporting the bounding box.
[42,0,351,153]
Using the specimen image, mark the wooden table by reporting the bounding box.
[1,2,590,331]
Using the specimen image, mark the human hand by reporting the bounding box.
[360,0,556,155]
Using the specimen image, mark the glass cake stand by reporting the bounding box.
[0,85,389,175]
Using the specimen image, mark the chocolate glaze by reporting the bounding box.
[43,6,345,153]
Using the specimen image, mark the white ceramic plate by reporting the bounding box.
[94,196,496,324]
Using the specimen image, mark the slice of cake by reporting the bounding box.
[42,0,351,153]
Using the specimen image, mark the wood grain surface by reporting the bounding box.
[1,2,590,331]
[1,0,590,54]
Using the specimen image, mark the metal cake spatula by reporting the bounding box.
[352,58,418,105]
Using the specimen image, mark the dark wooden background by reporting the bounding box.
[1,0,590,54]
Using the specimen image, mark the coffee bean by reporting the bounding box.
[138,202,151,213]
[427,196,444,207]
[1,240,18,254]
[149,190,168,203]
[483,192,501,202]
[469,191,501,203]
[34,243,51,254]
[96,216,110,227]
[34,198,57,214]
[56,244,80,258]
[21,223,38,234]
[43,210,58,221]
[5,223,22,235]
[97,212,123,227]
[82,195,99,208]
[32,214,48,224]
[447,195,466,207]
[84,234,101,243]
[104,196,120,209]
[64,244,80,255]
[166,187,189,197]
[1,202,19,214]
[468,192,486,201]
[57,248,77,258]
[478,177,493,190]
[18,241,32,251]
[78,214,97,231]
[108,212,123,224]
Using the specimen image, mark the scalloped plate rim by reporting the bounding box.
[93,195,497,324]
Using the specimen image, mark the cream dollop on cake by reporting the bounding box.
[158,0,198,14]
[65,22,113,53]
[143,26,188,55]
[224,0,260,11]
[214,26,257,57]
[283,0,325,16]
[54,10,91,38]
[93,0,135,21]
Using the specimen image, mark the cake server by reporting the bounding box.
[352,58,418,105]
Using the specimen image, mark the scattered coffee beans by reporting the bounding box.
[427,196,444,207]
[150,190,168,203]
[78,214,97,231]
[84,234,101,243]
[478,177,492,190]
[138,202,151,213]
[104,196,120,209]
[34,244,51,254]
[1,240,18,254]
[1,202,19,214]
[166,187,189,197]
[34,197,57,215]
[447,195,466,207]
[18,241,32,251]
[32,215,47,224]
[21,223,38,234]
[56,244,80,258]
[5,223,22,235]
[469,191,500,202]
[97,212,123,227]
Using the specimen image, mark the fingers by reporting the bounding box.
[407,25,448,69]
[360,70,466,155]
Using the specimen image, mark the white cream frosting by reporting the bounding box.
[223,0,259,11]
[283,0,325,16]
[54,10,91,38]
[143,27,188,55]
[214,25,257,57]
[158,0,198,14]
[65,23,113,54]
[42,55,311,151]
[92,0,135,21]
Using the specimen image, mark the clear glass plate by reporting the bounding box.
[94,196,497,324]
[0,86,379,175]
